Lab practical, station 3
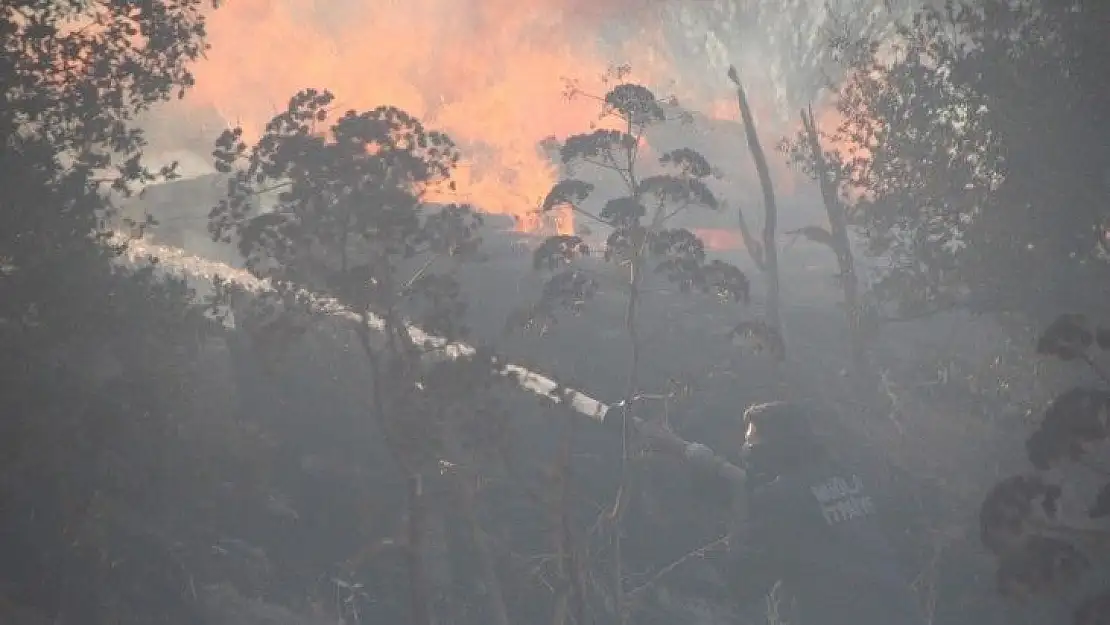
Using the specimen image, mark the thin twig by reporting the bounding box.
[1082,353,1110,386]
[567,203,609,226]
[729,66,782,345]
[402,255,439,291]
[625,535,730,604]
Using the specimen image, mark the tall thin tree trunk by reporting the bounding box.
[611,258,641,625]
[356,319,433,625]
[800,106,865,370]
[407,474,432,625]
[729,67,783,349]
[456,474,511,625]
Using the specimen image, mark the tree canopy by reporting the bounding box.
[785,0,1110,323]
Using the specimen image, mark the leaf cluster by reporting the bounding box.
[1037,314,1110,362]
[208,88,483,331]
[980,314,1110,622]
[509,83,749,333]
[980,475,1091,603]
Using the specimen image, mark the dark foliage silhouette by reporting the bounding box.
[782,0,1110,325]
[981,314,1110,622]
[1,2,223,623]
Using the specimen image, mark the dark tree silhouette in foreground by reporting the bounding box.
[783,0,1110,326]
[209,88,514,625]
[981,314,1110,624]
[1,2,227,623]
[2,0,218,345]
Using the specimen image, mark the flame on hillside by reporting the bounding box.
[691,228,745,251]
[152,0,867,254]
[175,0,683,236]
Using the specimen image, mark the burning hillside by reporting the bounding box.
[135,0,851,244]
[144,1,663,230]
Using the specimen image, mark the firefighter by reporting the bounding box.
[725,401,925,625]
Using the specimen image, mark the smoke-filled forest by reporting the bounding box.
[2,1,1109,624]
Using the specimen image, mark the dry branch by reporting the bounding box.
[626,534,731,605]
[728,66,783,344]
[734,203,767,272]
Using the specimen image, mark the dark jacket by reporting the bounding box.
[727,459,924,625]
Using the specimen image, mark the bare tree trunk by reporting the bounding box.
[355,319,433,625]
[552,410,586,625]
[456,474,512,625]
[728,67,783,350]
[799,106,865,371]
[407,474,433,625]
[734,202,767,272]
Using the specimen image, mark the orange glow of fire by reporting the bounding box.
[691,228,745,251]
[809,99,872,204]
[179,0,676,236]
